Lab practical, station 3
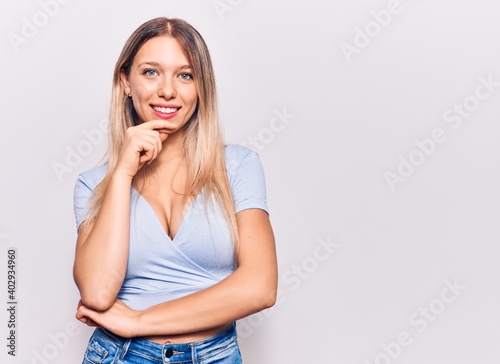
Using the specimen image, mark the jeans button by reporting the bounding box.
[165,347,173,358]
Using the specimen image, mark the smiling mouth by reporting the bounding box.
[152,106,180,115]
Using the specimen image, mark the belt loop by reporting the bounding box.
[119,338,132,361]
[190,343,197,363]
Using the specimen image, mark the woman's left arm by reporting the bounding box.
[76,208,278,337]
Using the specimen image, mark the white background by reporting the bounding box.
[1,0,499,363]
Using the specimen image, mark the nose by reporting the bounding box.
[158,76,176,99]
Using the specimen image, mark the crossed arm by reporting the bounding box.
[74,181,278,338]
[73,122,277,337]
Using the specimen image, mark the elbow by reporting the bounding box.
[79,290,115,311]
[73,267,121,311]
[246,270,278,311]
[251,285,277,312]
[75,280,117,311]
[260,288,277,309]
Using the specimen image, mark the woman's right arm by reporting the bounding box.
[73,171,133,311]
[73,120,174,311]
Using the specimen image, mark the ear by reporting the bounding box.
[120,70,131,96]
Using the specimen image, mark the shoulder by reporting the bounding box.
[76,164,109,190]
[223,144,268,213]
[224,144,261,174]
[224,144,266,187]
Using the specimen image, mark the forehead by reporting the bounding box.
[133,36,190,67]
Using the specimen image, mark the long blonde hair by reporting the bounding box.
[83,17,238,243]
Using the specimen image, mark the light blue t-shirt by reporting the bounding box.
[73,144,268,310]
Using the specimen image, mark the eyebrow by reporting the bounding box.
[137,61,192,70]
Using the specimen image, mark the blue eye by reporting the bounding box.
[179,73,193,80]
[143,69,158,77]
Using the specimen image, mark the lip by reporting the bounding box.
[150,104,181,120]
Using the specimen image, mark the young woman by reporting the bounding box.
[73,17,277,363]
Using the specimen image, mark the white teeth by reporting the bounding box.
[153,106,178,114]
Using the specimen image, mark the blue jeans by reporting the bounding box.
[82,322,242,363]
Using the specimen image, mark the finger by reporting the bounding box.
[155,132,163,154]
[140,148,156,166]
[137,119,177,132]
[77,305,97,323]
[76,311,88,324]
[75,305,102,327]
[86,318,101,327]
[126,128,163,151]
[132,130,165,161]
[137,135,161,165]
[134,139,156,163]
[150,137,161,163]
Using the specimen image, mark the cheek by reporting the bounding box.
[132,97,148,113]
[190,96,198,109]
[178,84,198,108]
[187,90,198,108]
[131,80,156,101]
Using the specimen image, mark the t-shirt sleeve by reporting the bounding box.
[73,174,95,231]
[231,150,269,214]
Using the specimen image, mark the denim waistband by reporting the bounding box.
[92,322,238,363]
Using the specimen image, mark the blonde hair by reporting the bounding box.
[83,17,238,244]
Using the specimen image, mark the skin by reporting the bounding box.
[73,36,278,343]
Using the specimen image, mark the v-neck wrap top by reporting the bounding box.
[73,144,268,310]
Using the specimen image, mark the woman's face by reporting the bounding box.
[121,36,198,134]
